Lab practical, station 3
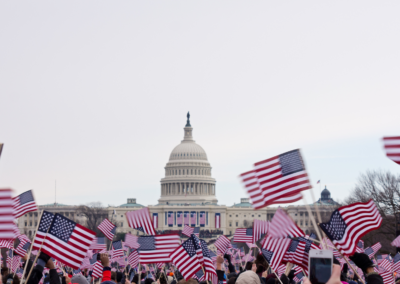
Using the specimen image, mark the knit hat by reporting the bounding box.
[71,274,89,284]
[236,271,261,284]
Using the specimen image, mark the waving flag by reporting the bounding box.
[270,208,304,238]
[15,236,31,257]
[98,219,117,240]
[393,253,400,273]
[90,237,107,250]
[169,235,202,280]
[184,212,189,226]
[39,213,96,269]
[377,255,392,272]
[392,235,400,248]
[214,235,231,255]
[199,239,217,280]
[128,250,139,268]
[182,225,194,237]
[11,255,21,273]
[12,190,37,218]
[241,150,310,209]
[126,208,156,235]
[261,236,291,271]
[32,211,55,250]
[193,269,205,282]
[233,228,253,243]
[92,261,103,279]
[125,233,140,249]
[0,189,15,239]
[364,242,382,258]
[294,272,305,282]
[138,234,180,264]
[111,240,124,259]
[319,200,382,255]
[383,136,400,165]
[253,219,269,243]
[0,240,13,249]
[355,240,364,253]
[377,266,395,284]
[190,212,196,226]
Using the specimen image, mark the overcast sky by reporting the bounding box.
[1,1,399,208]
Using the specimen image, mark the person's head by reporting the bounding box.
[255,265,266,275]
[13,274,20,284]
[227,277,237,284]
[71,274,89,284]
[132,274,139,284]
[111,272,117,282]
[116,272,123,283]
[186,279,198,284]
[255,254,267,269]
[245,262,253,271]
[236,271,261,284]
[145,278,153,284]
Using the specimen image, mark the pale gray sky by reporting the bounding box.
[1,1,399,207]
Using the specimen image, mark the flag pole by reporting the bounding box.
[255,244,283,284]
[301,193,325,249]
[21,209,44,283]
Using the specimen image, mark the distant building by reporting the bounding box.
[18,114,339,238]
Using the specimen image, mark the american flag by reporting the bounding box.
[73,268,82,275]
[126,208,156,235]
[275,264,287,277]
[253,219,269,243]
[184,212,189,226]
[11,255,21,273]
[261,236,291,271]
[209,250,217,262]
[282,239,299,264]
[32,210,55,250]
[192,234,204,265]
[0,239,14,249]
[364,242,382,258]
[392,235,400,248]
[214,235,231,255]
[169,235,202,280]
[319,200,382,255]
[12,190,37,219]
[383,136,400,165]
[112,240,124,259]
[190,212,196,226]
[177,212,183,227]
[294,272,305,282]
[233,228,253,243]
[90,237,107,250]
[356,240,364,253]
[240,170,303,209]
[39,213,96,269]
[377,255,392,272]
[125,233,140,249]
[80,257,91,269]
[98,219,117,240]
[200,212,205,226]
[241,150,310,209]
[377,266,395,284]
[137,234,180,264]
[92,261,103,278]
[393,253,400,273]
[153,213,158,229]
[0,189,15,239]
[15,236,31,257]
[193,269,205,282]
[182,225,194,237]
[270,208,304,238]
[215,213,221,229]
[7,250,13,268]
[168,212,174,227]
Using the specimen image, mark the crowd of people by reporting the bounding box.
[0,250,386,284]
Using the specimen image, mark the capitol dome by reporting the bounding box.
[158,113,217,205]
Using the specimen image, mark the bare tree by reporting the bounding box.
[76,202,109,236]
[345,170,400,253]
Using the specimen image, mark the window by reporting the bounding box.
[121,215,123,217]
[305,212,308,217]
[300,212,303,216]
[236,222,238,226]
[35,222,38,226]
[34,212,38,217]
[25,222,27,226]
[29,213,33,217]
[66,212,69,217]
[258,215,261,217]
[244,215,246,217]
[120,222,123,227]
[305,221,308,226]
[229,215,231,217]
[25,214,27,217]
[300,221,303,226]
[229,223,232,227]
[236,215,238,217]
[30,221,32,226]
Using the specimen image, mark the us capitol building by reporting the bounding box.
[18,114,339,239]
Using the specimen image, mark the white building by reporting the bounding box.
[18,113,338,239]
